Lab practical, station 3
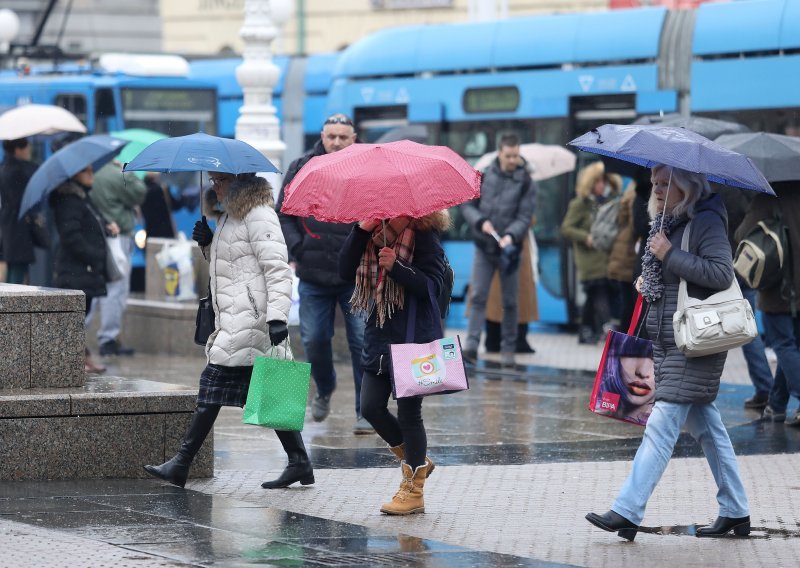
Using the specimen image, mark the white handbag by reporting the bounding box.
[672,221,758,358]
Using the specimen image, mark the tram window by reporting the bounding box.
[94,89,116,134]
[55,94,88,126]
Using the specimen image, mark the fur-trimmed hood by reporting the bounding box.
[51,180,89,202]
[203,175,275,220]
[574,161,622,199]
[409,209,451,232]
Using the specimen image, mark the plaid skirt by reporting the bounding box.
[197,364,254,408]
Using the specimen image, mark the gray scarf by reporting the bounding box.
[640,213,681,302]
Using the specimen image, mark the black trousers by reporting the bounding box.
[360,370,426,468]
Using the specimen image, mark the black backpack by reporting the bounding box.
[734,214,791,291]
[437,255,455,318]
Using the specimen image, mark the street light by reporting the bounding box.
[0,9,20,56]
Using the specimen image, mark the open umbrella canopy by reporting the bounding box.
[281,140,481,223]
[19,134,128,219]
[0,104,87,140]
[110,128,168,179]
[122,132,279,174]
[635,114,751,140]
[714,132,800,183]
[568,124,774,195]
[473,143,576,181]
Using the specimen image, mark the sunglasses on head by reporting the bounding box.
[324,115,353,127]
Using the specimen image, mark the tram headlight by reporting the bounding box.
[134,229,147,250]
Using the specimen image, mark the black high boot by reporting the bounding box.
[516,323,536,354]
[484,320,501,353]
[143,404,220,488]
[261,430,315,489]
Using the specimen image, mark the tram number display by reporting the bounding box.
[463,87,520,114]
[122,89,215,112]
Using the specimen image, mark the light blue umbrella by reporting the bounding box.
[18,134,128,219]
[568,124,774,195]
[122,132,280,175]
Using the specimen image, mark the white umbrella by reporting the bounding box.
[0,104,87,140]
[474,143,577,181]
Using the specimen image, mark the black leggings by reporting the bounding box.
[360,370,426,468]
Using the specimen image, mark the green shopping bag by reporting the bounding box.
[243,345,310,431]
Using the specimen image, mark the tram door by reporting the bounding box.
[563,95,637,326]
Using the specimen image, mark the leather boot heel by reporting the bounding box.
[617,528,637,541]
[300,473,315,485]
[734,523,751,536]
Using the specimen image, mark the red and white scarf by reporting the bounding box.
[350,218,415,328]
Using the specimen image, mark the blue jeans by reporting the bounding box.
[613,401,749,525]
[740,283,774,396]
[298,280,365,417]
[763,312,800,413]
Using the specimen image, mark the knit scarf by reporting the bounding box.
[350,218,415,328]
[640,213,681,302]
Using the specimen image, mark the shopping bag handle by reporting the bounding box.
[627,294,650,338]
[267,334,293,360]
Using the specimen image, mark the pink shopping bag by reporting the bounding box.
[390,335,470,399]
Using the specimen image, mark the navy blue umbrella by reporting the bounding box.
[18,134,128,220]
[122,132,280,175]
[568,124,774,195]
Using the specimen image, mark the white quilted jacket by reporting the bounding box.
[203,178,292,366]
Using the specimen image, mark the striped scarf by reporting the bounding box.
[350,218,415,328]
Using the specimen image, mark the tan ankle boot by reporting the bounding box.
[388,444,435,477]
[380,462,427,515]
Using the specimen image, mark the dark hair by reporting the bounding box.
[323,113,354,128]
[498,133,520,150]
[2,138,29,154]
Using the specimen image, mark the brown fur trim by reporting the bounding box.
[54,181,87,199]
[411,209,451,232]
[574,161,622,199]
[203,176,275,220]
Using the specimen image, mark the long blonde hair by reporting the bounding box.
[648,164,711,219]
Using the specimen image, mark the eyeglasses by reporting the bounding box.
[208,176,230,186]
[323,114,354,127]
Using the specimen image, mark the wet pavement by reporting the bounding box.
[2,331,800,567]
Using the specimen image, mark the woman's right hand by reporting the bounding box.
[635,276,643,293]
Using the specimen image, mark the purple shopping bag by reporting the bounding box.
[388,277,470,399]
[390,335,469,399]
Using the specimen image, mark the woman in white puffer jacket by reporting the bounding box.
[144,172,314,490]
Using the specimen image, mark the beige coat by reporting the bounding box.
[486,236,539,323]
[607,184,638,282]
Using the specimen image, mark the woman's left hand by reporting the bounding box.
[106,222,120,237]
[649,231,672,261]
[378,247,396,271]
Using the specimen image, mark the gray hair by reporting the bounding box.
[648,164,711,219]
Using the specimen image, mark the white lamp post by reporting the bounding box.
[0,9,20,58]
[235,0,294,187]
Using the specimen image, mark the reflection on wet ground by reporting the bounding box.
[0,483,564,567]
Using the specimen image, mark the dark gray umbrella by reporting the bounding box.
[375,124,428,144]
[715,132,800,183]
[635,114,751,140]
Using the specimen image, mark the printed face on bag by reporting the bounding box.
[619,356,655,406]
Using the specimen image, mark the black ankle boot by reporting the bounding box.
[695,515,750,537]
[484,321,501,353]
[143,403,220,488]
[261,430,315,489]
[585,510,639,541]
[516,323,535,354]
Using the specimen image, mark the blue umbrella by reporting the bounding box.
[18,134,128,219]
[122,132,280,175]
[568,124,774,195]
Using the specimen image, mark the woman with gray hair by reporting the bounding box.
[586,164,750,540]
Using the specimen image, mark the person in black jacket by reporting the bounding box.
[49,165,120,374]
[339,210,448,515]
[276,114,369,434]
[0,138,39,283]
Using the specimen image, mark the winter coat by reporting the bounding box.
[0,155,38,264]
[486,233,538,323]
[560,161,622,282]
[460,159,536,256]
[48,181,108,299]
[202,176,293,367]
[646,194,733,404]
[276,140,355,287]
[339,212,448,375]
[734,181,800,315]
[89,162,147,236]
[607,184,638,282]
[141,178,176,238]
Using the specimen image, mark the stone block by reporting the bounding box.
[0,393,72,418]
[120,299,199,356]
[0,284,84,313]
[0,313,30,389]
[30,312,84,388]
[165,413,214,478]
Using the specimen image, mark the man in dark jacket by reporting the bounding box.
[276,113,369,434]
[0,138,39,283]
[735,182,800,426]
[461,133,536,368]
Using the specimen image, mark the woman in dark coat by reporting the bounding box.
[586,164,750,540]
[49,165,118,373]
[339,211,448,515]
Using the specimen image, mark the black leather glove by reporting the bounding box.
[192,216,213,247]
[268,320,289,346]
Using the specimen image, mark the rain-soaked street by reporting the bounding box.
[2,333,800,567]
